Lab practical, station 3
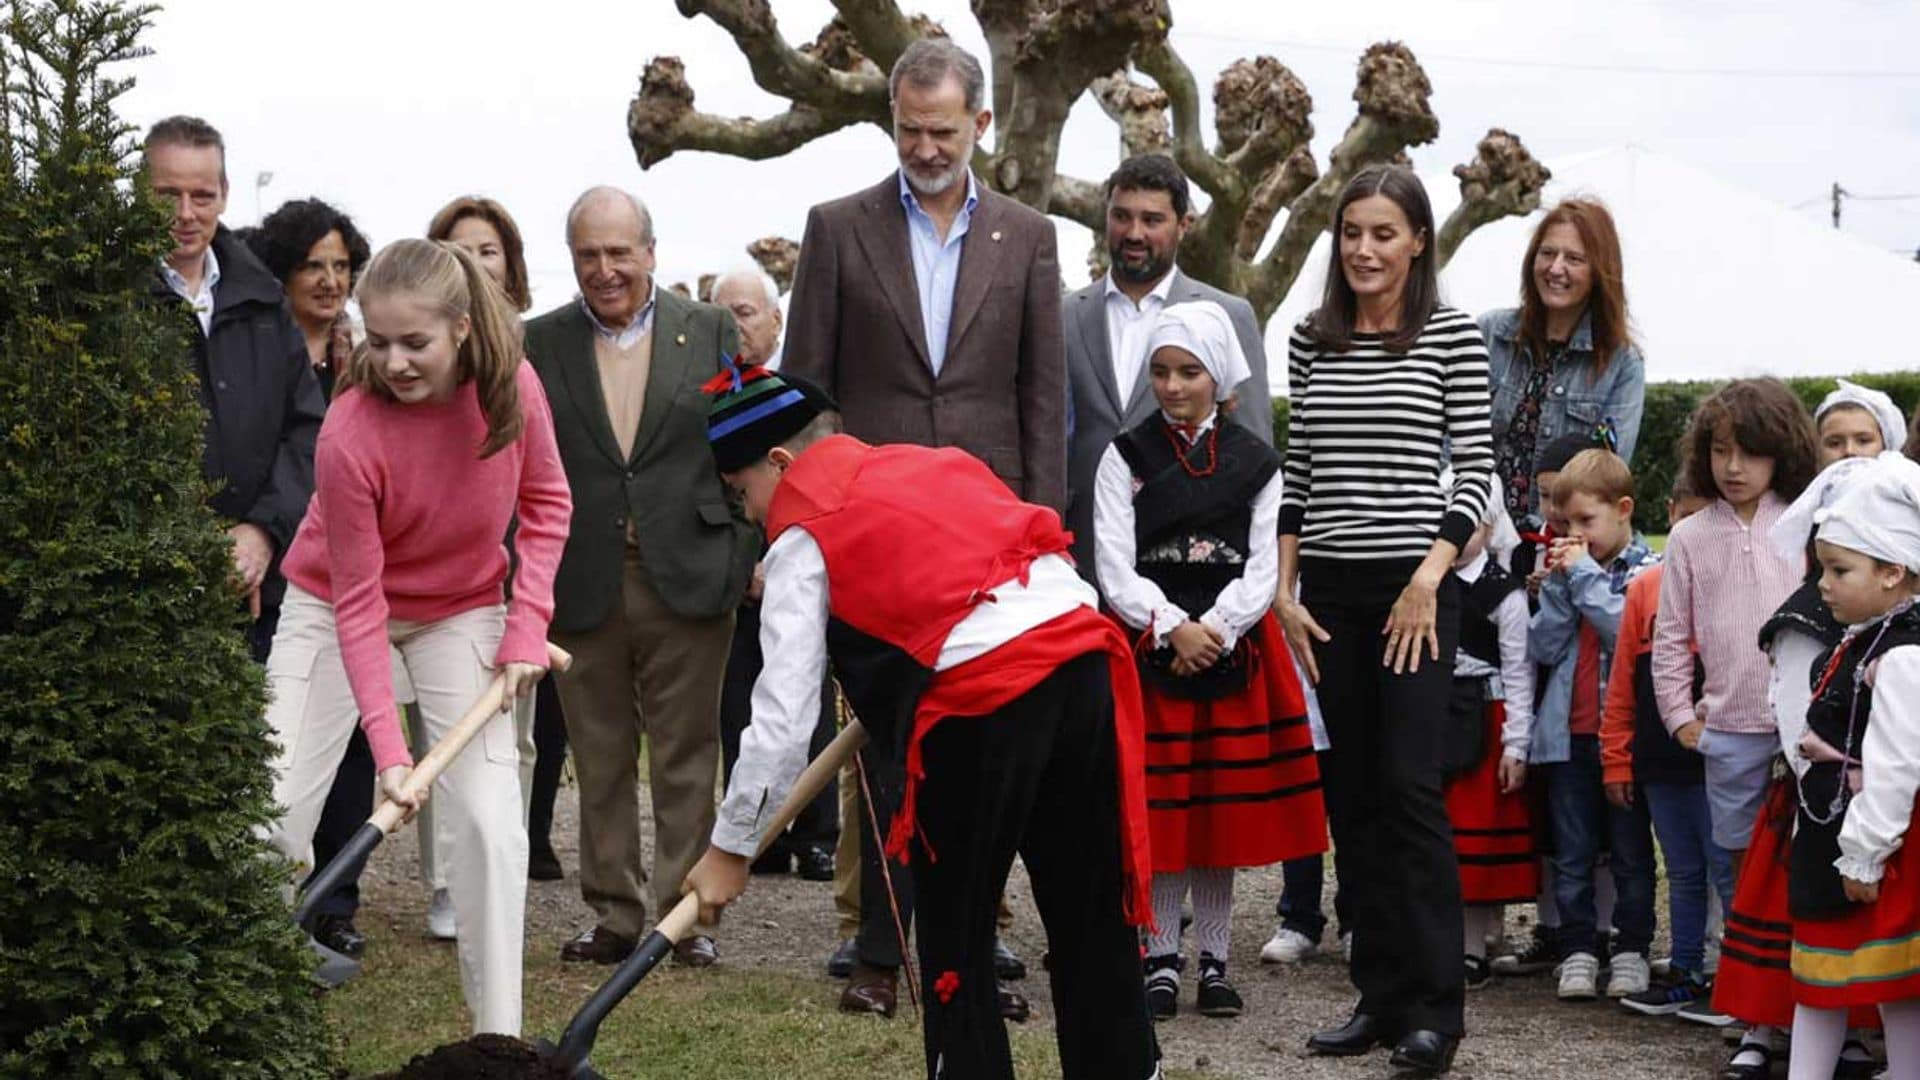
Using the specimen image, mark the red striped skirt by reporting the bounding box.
[1791,795,1920,1010]
[1445,701,1540,905]
[1713,778,1881,1027]
[1140,613,1327,872]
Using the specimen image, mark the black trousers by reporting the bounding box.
[528,675,568,856]
[1302,558,1466,1037]
[910,652,1157,1080]
[719,604,839,857]
[855,748,913,968]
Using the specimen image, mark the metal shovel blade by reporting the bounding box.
[308,934,362,988]
[529,1039,608,1080]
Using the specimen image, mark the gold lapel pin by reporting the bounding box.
[675,333,687,346]
[991,230,1003,242]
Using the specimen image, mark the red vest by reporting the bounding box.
[767,436,1153,926]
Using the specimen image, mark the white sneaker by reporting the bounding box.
[426,887,457,941]
[1260,927,1316,964]
[1607,952,1650,998]
[1557,951,1600,1001]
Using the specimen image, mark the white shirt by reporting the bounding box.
[899,171,978,375]
[1768,629,1825,780]
[161,247,221,337]
[1103,267,1180,409]
[1835,645,1920,884]
[1092,411,1281,652]
[1452,549,1537,759]
[710,531,1095,857]
[579,281,658,348]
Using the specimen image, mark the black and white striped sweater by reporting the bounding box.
[1278,305,1494,563]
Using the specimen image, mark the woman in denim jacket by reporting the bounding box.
[1479,199,1646,523]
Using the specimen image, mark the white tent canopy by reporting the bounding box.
[1264,145,1920,389]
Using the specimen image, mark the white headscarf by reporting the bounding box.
[1815,379,1907,455]
[1818,453,1920,574]
[1770,453,1884,562]
[1144,301,1252,403]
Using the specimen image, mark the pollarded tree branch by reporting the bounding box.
[1134,40,1234,200]
[1048,172,1106,233]
[1235,146,1317,262]
[828,0,919,74]
[1245,41,1441,316]
[674,0,886,111]
[629,57,869,168]
[1437,127,1550,265]
[1091,70,1168,158]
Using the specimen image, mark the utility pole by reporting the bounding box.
[1832,181,1846,229]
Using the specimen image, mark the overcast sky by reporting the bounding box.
[122,0,1920,315]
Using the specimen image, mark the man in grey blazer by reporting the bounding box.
[1065,155,1274,594]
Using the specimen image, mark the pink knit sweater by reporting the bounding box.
[282,361,572,772]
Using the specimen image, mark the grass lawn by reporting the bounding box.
[323,919,1221,1079]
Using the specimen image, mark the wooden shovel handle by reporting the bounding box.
[657,718,870,944]
[367,641,573,834]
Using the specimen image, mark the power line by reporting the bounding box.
[1178,29,1920,80]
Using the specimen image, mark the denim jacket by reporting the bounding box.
[1478,308,1647,495]
[1526,535,1658,764]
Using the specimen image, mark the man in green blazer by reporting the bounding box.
[526,186,755,969]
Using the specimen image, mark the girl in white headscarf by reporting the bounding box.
[1781,454,1920,1080]
[1815,379,1907,469]
[1093,300,1325,1021]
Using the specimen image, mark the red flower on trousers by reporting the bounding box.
[935,970,961,1004]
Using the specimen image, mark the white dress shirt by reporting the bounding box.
[160,247,221,337]
[1103,267,1180,408]
[1093,411,1281,652]
[1769,630,1824,780]
[579,281,658,348]
[1452,549,1538,760]
[711,528,1095,857]
[1835,645,1920,884]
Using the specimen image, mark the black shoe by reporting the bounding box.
[1144,954,1182,1021]
[1195,954,1243,1018]
[1389,1030,1459,1075]
[826,937,858,979]
[795,844,835,881]
[1717,1041,1774,1080]
[312,914,365,959]
[527,845,563,881]
[998,982,1031,1023]
[1307,1012,1396,1056]
[1463,955,1491,991]
[1490,932,1558,976]
[749,849,792,875]
[1834,1038,1880,1079]
[992,937,1026,981]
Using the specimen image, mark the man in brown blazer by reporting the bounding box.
[778,37,1064,1019]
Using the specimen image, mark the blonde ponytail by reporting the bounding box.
[349,238,525,457]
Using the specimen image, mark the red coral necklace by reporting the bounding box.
[1163,420,1219,478]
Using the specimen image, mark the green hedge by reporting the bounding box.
[1268,372,1920,534]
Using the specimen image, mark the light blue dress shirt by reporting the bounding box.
[898,170,978,376]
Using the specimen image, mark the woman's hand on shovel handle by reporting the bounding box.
[500,661,547,711]
[378,765,425,823]
[684,846,751,926]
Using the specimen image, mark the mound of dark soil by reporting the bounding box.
[365,1034,573,1079]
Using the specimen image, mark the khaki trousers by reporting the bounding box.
[264,584,526,1036]
[416,694,536,891]
[552,544,732,940]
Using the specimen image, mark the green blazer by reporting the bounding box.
[525,288,755,632]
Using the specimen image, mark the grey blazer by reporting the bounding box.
[1063,271,1274,593]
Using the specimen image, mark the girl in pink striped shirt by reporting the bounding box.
[264,239,572,1036]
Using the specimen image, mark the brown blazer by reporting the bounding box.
[780,172,1067,511]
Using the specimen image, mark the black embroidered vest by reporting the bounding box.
[1791,603,1920,920]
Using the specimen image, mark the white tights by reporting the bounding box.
[1789,1001,1920,1080]
[1148,868,1235,960]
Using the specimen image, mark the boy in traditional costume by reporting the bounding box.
[683,366,1161,1080]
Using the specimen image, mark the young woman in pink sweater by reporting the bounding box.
[264,238,571,1036]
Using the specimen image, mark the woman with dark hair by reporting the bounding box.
[1277,163,1494,1075]
[1479,198,1645,523]
[427,196,533,313]
[249,198,371,397]
[425,195,568,887]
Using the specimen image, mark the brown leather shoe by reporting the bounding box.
[839,963,898,1018]
[560,925,636,965]
[998,982,1031,1023]
[672,934,719,968]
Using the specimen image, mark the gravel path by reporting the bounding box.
[358,775,1739,1079]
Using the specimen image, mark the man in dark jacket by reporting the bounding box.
[143,115,323,661]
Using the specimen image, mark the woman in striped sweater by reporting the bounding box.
[1279,164,1495,1077]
